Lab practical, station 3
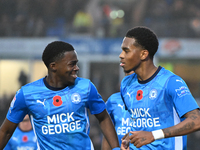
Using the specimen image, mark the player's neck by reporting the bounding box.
[136,63,158,81]
[45,75,67,88]
[18,124,32,132]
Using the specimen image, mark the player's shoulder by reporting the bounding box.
[108,92,121,100]
[72,77,92,91]
[22,78,44,88]
[121,72,137,85]
[107,92,122,104]
[159,67,176,76]
[20,78,44,92]
[75,77,90,82]
[159,67,182,81]
[74,77,91,85]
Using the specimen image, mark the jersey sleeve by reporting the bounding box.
[166,76,200,117]
[87,82,106,115]
[6,88,29,123]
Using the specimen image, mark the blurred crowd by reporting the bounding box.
[0,0,200,38]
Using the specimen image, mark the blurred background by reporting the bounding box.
[0,0,200,149]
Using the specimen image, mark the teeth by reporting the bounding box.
[72,74,77,78]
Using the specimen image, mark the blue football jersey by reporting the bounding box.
[4,126,37,150]
[6,77,106,150]
[120,66,199,150]
[106,92,134,150]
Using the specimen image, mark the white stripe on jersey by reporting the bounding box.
[85,107,94,150]
[85,107,90,134]
[173,107,183,150]
[30,114,40,150]
[90,141,94,150]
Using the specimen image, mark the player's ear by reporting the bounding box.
[140,49,149,60]
[49,62,57,72]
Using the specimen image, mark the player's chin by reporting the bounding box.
[69,77,77,85]
[67,80,75,86]
[124,69,132,73]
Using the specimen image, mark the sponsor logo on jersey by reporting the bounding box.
[149,89,157,100]
[175,86,190,97]
[116,118,132,135]
[118,104,124,110]
[117,126,131,136]
[10,95,16,108]
[176,79,184,84]
[130,108,161,128]
[36,99,46,106]
[126,91,133,98]
[9,95,16,113]
[71,93,81,104]
[17,146,35,150]
[42,113,82,135]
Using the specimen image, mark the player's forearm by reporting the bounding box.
[0,131,11,149]
[99,116,120,149]
[101,136,112,150]
[163,109,200,138]
[0,119,18,149]
[95,109,120,149]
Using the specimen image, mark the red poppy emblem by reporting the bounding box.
[22,135,28,142]
[136,90,143,100]
[53,95,63,107]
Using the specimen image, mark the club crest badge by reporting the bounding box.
[149,89,157,100]
[71,93,81,104]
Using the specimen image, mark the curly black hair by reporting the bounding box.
[42,41,74,68]
[126,26,159,59]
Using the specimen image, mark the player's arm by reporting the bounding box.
[162,76,200,138]
[122,109,200,149]
[95,109,120,150]
[101,97,115,150]
[163,108,200,138]
[101,136,112,150]
[0,118,18,149]
[1,89,27,149]
[88,82,120,150]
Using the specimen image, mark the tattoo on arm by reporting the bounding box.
[163,109,200,138]
[164,120,195,137]
[175,122,195,134]
[163,128,171,137]
[186,111,198,120]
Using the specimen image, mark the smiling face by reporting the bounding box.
[53,50,79,86]
[119,37,144,73]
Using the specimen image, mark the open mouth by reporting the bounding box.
[71,74,78,78]
[120,62,125,67]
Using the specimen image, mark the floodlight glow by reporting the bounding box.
[110,11,117,19]
[117,10,124,18]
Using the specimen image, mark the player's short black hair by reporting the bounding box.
[42,41,74,68]
[126,26,159,59]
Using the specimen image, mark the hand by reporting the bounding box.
[121,140,130,150]
[129,131,155,148]
[121,132,130,150]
